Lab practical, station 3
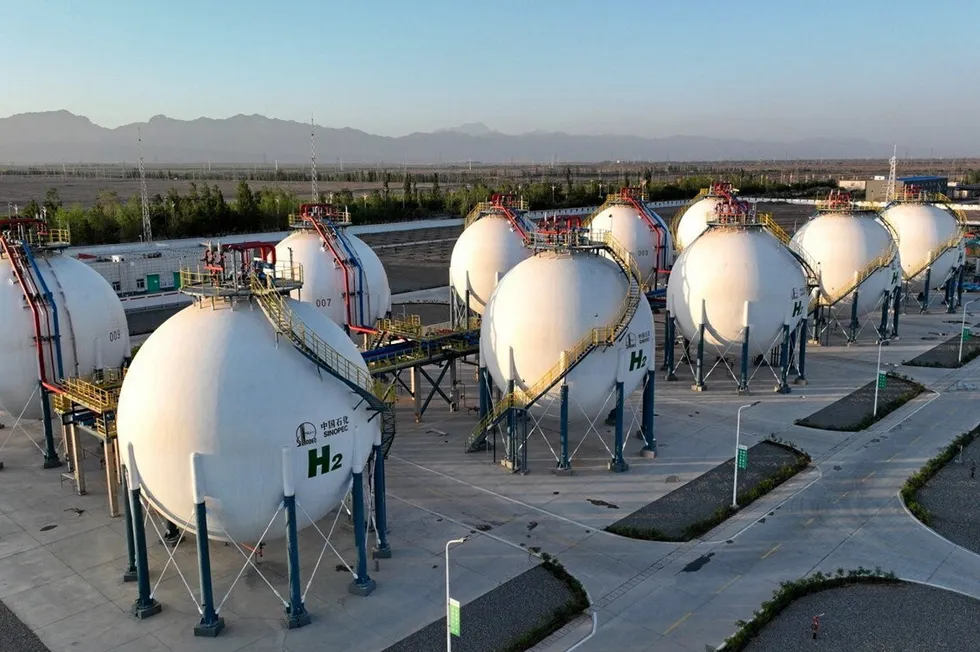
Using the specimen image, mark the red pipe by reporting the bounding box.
[309,219,354,327]
[349,325,377,334]
[1,235,48,385]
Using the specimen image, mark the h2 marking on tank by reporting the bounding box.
[629,349,648,372]
[295,422,318,447]
[308,445,344,478]
[791,300,803,318]
[892,270,899,285]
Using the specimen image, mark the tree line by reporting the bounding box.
[14,172,837,246]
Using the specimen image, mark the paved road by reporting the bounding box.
[543,366,980,651]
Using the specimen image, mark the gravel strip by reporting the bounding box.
[796,376,923,431]
[740,582,980,652]
[607,441,802,540]
[0,600,48,652]
[915,434,980,554]
[904,328,980,368]
[383,564,579,652]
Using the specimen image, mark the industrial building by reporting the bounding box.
[866,175,949,202]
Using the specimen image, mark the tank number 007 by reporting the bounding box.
[108,330,122,342]
[315,298,332,308]
[307,445,344,478]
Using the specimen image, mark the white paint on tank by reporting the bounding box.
[791,212,901,316]
[881,203,961,291]
[589,204,674,282]
[481,251,655,422]
[449,216,531,315]
[116,299,378,543]
[275,230,391,327]
[0,253,130,420]
[676,197,724,250]
[667,227,807,357]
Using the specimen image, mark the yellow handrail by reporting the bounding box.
[820,243,899,308]
[902,231,963,282]
[669,188,710,249]
[180,263,303,291]
[25,228,71,247]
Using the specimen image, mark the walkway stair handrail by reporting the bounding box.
[465,231,642,452]
[902,231,964,283]
[669,187,710,249]
[818,242,900,310]
[250,274,397,457]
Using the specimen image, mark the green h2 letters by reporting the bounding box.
[629,349,647,372]
[308,445,344,478]
[792,300,803,318]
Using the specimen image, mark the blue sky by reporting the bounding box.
[1,0,976,147]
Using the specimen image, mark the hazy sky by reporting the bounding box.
[2,0,976,147]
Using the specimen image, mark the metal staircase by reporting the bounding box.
[583,187,670,279]
[902,231,963,284]
[464,230,643,453]
[250,275,397,458]
[820,244,899,309]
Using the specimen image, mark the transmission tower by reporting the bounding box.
[310,117,318,202]
[138,128,152,242]
[885,144,897,204]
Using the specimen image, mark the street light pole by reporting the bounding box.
[445,536,468,651]
[958,298,978,364]
[732,401,761,508]
[873,339,884,417]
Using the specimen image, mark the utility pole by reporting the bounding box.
[885,145,897,204]
[138,128,152,243]
[310,116,318,202]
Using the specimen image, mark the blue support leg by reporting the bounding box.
[660,310,670,371]
[878,290,890,341]
[608,381,629,473]
[795,319,808,385]
[665,314,677,381]
[921,267,932,313]
[957,265,965,308]
[192,500,224,637]
[129,481,161,619]
[348,472,377,596]
[848,289,859,343]
[775,324,791,394]
[122,471,137,582]
[692,322,706,392]
[640,369,656,458]
[40,385,62,469]
[555,383,571,473]
[891,285,902,339]
[372,444,391,559]
[283,493,311,629]
[737,325,750,394]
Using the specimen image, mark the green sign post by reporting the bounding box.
[877,373,887,390]
[448,598,461,637]
[736,444,748,470]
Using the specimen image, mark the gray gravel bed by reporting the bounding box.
[796,376,923,431]
[740,582,980,652]
[359,225,462,247]
[607,441,803,540]
[383,564,579,652]
[0,600,48,652]
[915,434,980,555]
[905,328,980,368]
[391,303,451,327]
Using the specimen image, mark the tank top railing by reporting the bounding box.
[465,231,641,452]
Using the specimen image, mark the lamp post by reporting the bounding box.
[732,401,760,508]
[873,339,885,417]
[958,298,978,364]
[445,536,469,651]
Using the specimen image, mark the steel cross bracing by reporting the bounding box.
[290,204,372,332]
[464,229,643,453]
[249,274,398,458]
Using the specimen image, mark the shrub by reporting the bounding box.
[900,426,980,526]
[501,553,590,652]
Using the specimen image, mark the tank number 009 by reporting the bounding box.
[315,298,332,308]
[307,445,344,478]
[108,329,122,342]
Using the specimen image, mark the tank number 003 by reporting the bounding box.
[108,329,122,342]
[315,298,332,308]
[307,445,344,478]
[636,249,650,257]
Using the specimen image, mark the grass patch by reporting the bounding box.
[500,553,590,652]
[721,567,900,651]
[900,426,980,526]
[795,372,925,432]
[606,438,811,542]
[904,331,980,369]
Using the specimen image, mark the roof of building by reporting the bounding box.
[897,175,948,183]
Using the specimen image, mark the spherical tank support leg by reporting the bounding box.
[129,484,162,620]
[794,319,808,385]
[608,381,629,473]
[349,471,377,597]
[283,493,311,629]
[639,370,656,458]
[664,315,678,382]
[40,385,63,469]
[554,383,572,474]
[121,470,138,583]
[891,285,902,340]
[372,444,391,559]
[774,323,792,394]
[192,498,225,637]
[920,267,932,314]
[691,322,706,392]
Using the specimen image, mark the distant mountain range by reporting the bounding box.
[0,110,908,165]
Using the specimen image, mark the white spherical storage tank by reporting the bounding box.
[881,203,961,292]
[450,215,531,315]
[790,212,900,316]
[481,251,655,421]
[675,197,724,250]
[668,226,807,357]
[589,204,673,281]
[0,254,130,420]
[275,230,391,328]
[116,299,378,543]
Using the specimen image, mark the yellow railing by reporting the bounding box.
[464,199,529,230]
[935,194,968,225]
[180,263,304,291]
[469,231,641,440]
[24,228,71,247]
[251,276,384,399]
[669,188,710,249]
[378,314,423,337]
[821,244,899,308]
[903,231,964,282]
[60,370,125,414]
[758,213,790,244]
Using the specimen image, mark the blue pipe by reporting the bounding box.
[23,244,64,379]
[333,222,367,328]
